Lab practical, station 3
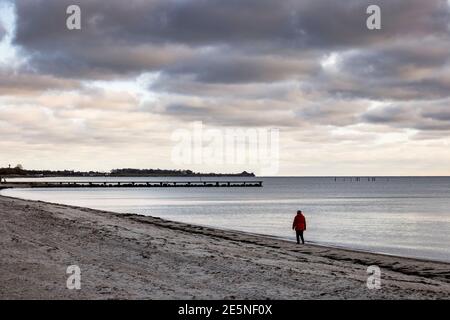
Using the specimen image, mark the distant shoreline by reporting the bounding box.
[0,168,256,179]
[1,194,449,299]
[4,175,450,179]
[1,174,256,178]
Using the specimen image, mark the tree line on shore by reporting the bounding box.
[0,165,255,177]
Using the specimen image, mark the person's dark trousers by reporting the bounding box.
[296,230,304,244]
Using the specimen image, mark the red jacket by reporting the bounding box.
[292,213,306,231]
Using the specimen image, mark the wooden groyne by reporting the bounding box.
[0,180,263,189]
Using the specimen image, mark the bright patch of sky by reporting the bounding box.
[82,72,161,106]
[0,1,20,67]
[320,52,341,73]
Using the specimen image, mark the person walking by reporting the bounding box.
[292,210,306,244]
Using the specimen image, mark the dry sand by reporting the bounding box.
[0,194,449,299]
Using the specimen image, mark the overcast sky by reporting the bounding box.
[1,0,450,175]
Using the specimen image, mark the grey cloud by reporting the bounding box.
[24,44,194,79]
[421,108,450,122]
[165,104,207,117]
[0,69,81,95]
[310,37,450,101]
[318,76,450,102]
[295,100,366,127]
[0,23,6,40]
[361,105,412,124]
[155,95,371,129]
[361,100,450,131]
[13,0,450,79]
[151,77,301,101]
[159,100,300,127]
[412,130,450,140]
[15,0,449,48]
[6,0,450,174]
[340,41,450,79]
[9,0,450,136]
[162,53,320,84]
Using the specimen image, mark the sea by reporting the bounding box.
[2,176,450,263]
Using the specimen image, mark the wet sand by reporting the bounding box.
[0,195,449,299]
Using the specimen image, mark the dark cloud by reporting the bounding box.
[13,0,450,78]
[21,44,194,79]
[361,105,411,124]
[361,100,450,131]
[308,37,450,101]
[8,0,450,136]
[421,108,450,122]
[314,75,450,102]
[340,41,450,79]
[162,53,320,84]
[15,0,449,48]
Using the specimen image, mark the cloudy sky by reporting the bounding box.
[1,0,450,176]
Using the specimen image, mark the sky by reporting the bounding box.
[1,0,450,176]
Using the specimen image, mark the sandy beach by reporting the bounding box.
[0,194,449,300]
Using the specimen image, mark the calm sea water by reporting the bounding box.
[2,176,450,262]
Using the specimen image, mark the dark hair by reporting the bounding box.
[297,210,302,214]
